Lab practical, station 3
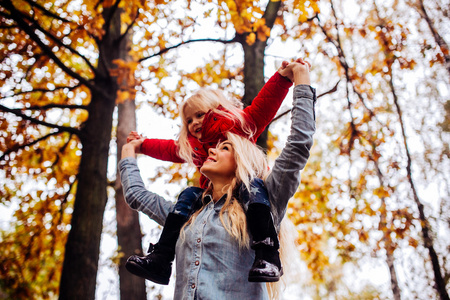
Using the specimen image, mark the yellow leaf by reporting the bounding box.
[246,32,256,46]
[116,90,130,104]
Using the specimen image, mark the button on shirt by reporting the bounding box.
[119,84,316,300]
[175,194,269,300]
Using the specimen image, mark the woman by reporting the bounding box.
[119,60,316,299]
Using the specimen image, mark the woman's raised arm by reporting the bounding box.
[119,142,174,226]
[265,61,316,226]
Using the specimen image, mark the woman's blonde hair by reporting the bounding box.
[181,132,293,299]
[177,89,256,166]
[182,132,268,247]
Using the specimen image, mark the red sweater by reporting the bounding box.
[141,72,292,188]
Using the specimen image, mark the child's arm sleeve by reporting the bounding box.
[140,138,185,163]
[242,72,293,139]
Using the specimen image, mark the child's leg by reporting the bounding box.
[239,178,282,282]
[125,186,204,285]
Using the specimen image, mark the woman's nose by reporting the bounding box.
[208,148,216,155]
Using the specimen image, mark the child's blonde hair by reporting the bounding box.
[177,89,256,166]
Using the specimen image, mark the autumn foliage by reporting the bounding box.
[1,0,449,299]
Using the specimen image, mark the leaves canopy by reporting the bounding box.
[1,0,449,299]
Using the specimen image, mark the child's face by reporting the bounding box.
[184,103,206,139]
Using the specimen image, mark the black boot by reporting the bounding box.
[125,212,187,285]
[246,203,283,282]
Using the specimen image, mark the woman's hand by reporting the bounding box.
[121,138,145,159]
[290,58,311,86]
[278,58,311,86]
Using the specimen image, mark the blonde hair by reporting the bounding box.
[177,89,256,166]
[180,133,293,299]
[267,218,300,299]
[182,132,268,246]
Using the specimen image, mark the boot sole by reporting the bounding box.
[125,261,170,285]
[248,267,283,282]
[248,275,280,282]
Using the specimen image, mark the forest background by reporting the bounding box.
[0,0,449,299]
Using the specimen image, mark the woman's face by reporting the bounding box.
[200,141,237,181]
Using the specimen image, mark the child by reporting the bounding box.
[125,63,297,285]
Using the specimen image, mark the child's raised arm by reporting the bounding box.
[240,65,294,140]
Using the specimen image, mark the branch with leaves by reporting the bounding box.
[1,0,105,97]
[0,131,60,161]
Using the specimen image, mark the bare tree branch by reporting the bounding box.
[139,37,237,63]
[0,104,81,135]
[416,0,450,79]
[270,80,340,124]
[52,133,73,167]
[389,67,450,300]
[2,83,82,99]
[262,0,281,28]
[27,104,87,110]
[314,8,384,128]
[58,175,78,225]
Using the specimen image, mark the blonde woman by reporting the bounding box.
[124,64,296,285]
[120,59,315,299]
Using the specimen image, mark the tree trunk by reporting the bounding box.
[238,0,281,150]
[59,6,124,300]
[241,39,268,149]
[112,15,147,300]
[59,88,116,300]
[115,99,147,300]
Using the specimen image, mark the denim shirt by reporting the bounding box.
[119,84,316,300]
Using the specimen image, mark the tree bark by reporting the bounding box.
[115,95,146,300]
[59,6,124,300]
[238,0,282,150]
[113,14,147,300]
[241,39,268,149]
[386,249,402,300]
[59,87,117,300]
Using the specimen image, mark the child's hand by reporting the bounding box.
[125,136,145,154]
[277,60,293,82]
[127,131,143,143]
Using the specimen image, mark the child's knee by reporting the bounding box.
[246,178,270,207]
[173,186,204,216]
[179,186,204,200]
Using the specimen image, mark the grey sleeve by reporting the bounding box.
[265,84,316,226]
[118,157,174,226]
